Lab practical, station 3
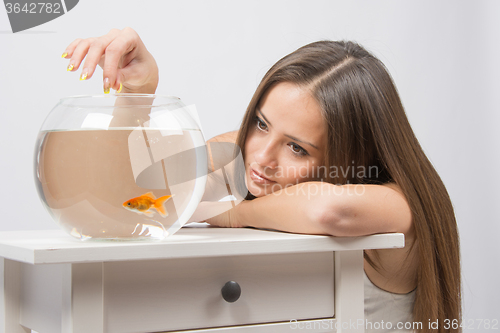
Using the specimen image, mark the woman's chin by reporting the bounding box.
[247,181,281,198]
[247,185,265,198]
[245,172,283,198]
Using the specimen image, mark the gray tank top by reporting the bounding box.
[364,271,416,333]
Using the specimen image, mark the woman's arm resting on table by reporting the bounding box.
[205,181,417,293]
[219,181,412,237]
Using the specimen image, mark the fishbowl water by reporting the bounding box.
[34,95,207,241]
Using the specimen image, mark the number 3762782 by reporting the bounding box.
[5,3,62,14]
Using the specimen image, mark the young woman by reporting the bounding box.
[63,27,461,332]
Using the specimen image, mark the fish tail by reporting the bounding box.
[154,195,173,218]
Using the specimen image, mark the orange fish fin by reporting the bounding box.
[143,210,154,217]
[154,195,172,218]
[142,192,156,199]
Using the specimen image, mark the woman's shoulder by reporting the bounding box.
[207,130,239,144]
[206,131,240,173]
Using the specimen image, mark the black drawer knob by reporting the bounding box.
[221,281,241,303]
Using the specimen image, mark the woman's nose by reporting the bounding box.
[254,142,278,169]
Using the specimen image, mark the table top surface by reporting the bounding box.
[0,223,404,264]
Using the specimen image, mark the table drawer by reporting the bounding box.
[103,252,334,332]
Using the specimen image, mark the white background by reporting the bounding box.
[1,0,499,325]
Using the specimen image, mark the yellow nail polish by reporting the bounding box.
[116,83,123,93]
[103,78,110,94]
[80,72,88,81]
[61,52,68,58]
[67,64,74,71]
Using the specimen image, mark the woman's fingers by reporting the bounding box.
[65,37,95,72]
[62,27,158,94]
[80,29,121,81]
[101,35,137,91]
[61,28,120,77]
[61,38,82,59]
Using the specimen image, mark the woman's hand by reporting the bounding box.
[62,27,159,94]
[204,205,244,229]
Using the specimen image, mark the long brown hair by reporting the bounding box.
[236,41,461,332]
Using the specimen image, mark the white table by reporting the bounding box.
[0,224,404,333]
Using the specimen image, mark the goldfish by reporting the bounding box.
[122,192,173,218]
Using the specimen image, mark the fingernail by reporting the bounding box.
[116,83,123,93]
[67,64,74,71]
[103,78,110,94]
[80,69,88,81]
[61,52,68,58]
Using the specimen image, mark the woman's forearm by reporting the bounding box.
[236,182,412,238]
[236,182,334,235]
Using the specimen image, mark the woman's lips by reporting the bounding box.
[250,169,276,184]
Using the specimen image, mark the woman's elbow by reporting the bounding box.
[314,202,353,237]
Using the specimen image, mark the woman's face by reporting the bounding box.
[244,82,327,197]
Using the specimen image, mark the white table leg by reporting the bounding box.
[334,250,364,333]
[62,262,104,333]
[0,258,31,333]
[14,261,104,333]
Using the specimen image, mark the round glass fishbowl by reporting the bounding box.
[34,94,207,241]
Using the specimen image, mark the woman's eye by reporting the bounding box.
[289,143,308,156]
[255,117,268,131]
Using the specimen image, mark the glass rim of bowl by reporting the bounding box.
[59,93,182,108]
